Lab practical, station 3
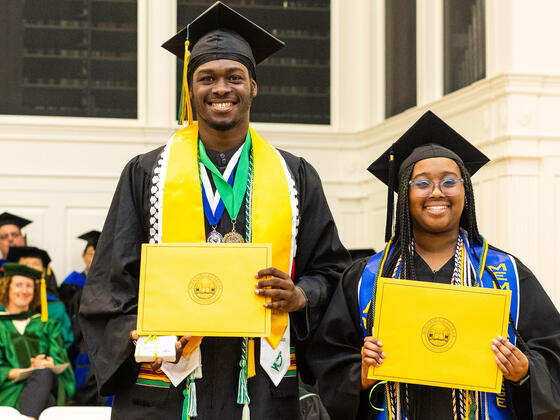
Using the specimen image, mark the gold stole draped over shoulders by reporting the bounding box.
[161,122,292,348]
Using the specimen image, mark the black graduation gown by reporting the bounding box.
[308,251,560,420]
[78,144,350,419]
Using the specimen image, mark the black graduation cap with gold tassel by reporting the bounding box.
[367,110,490,242]
[161,1,285,126]
[5,247,51,322]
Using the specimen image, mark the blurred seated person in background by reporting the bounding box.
[0,213,31,274]
[59,230,100,314]
[59,230,108,406]
[308,111,560,419]
[0,263,74,420]
[6,247,73,349]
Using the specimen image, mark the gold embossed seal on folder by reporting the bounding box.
[189,272,223,305]
[421,317,457,353]
[137,243,272,337]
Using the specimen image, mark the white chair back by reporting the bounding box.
[0,406,28,419]
[38,406,112,420]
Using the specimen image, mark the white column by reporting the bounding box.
[370,0,385,124]
[332,0,375,131]
[509,0,560,75]
[144,0,177,127]
[417,0,443,106]
[485,0,513,77]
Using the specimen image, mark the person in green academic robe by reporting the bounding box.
[6,246,74,349]
[0,263,74,419]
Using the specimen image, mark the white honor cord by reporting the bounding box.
[199,146,244,214]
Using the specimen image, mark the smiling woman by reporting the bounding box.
[0,263,74,419]
[408,158,466,244]
[308,111,560,419]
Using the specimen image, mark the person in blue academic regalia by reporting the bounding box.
[59,230,100,313]
[60,230,108,406]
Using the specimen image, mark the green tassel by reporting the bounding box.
[182,386,189,420]
[237,337,250,405]
[182,378,197,419]
[188,379,197,417]
[468,390,477,420]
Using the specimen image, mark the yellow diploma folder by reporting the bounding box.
[368,277,511,393]
[137,243,272,337]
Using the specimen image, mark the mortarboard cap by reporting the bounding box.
[78,230,101,251]
[0,212,32,229]
[367,110,490,242]
[7,246,51,268]
[162,1,285,125]
[2,262,42,281]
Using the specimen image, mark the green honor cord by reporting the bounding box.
[198,131,252,222]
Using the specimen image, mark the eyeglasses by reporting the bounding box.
[409,177,464,197]
[0,232,22,241]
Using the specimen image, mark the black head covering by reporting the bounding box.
[0,212,32,229]
[7,246,51,268]
[367,110,490,241]
[162,1,285,81]
[78,230,101,252]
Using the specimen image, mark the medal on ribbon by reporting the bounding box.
[198,132,252,242]
[199,152,239,243]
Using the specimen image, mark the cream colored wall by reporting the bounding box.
[1,0,559,308]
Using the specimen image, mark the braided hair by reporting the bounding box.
[371,158,485,420]
[381,158,482,279]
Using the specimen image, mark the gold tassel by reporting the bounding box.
[247,338,256,378]
[182,336,203,358]
[178,40,193,126]
[40,265,50,322]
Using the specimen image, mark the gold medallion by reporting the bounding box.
[223,231,245,243]
[188,272,223,305]
[421,317,457,353]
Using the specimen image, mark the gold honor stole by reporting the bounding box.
[161,122,293,350]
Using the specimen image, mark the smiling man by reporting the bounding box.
[0,212,31,270]
[79,2,349,419]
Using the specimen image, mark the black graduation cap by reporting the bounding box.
[0,212,32,229]
[162,1,285,125]
[2,262,42,281]
[7,246,51,268]
[78,230,101,251]
[163,1,284,67]
[367,110,490,242]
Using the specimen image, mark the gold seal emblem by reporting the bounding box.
[189,272,223,305]
[421,317,457,353]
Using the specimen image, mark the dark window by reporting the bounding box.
[0,0,137,118]
[385,0,416,118]
[177,0,330,125]
[444,0,485,94]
